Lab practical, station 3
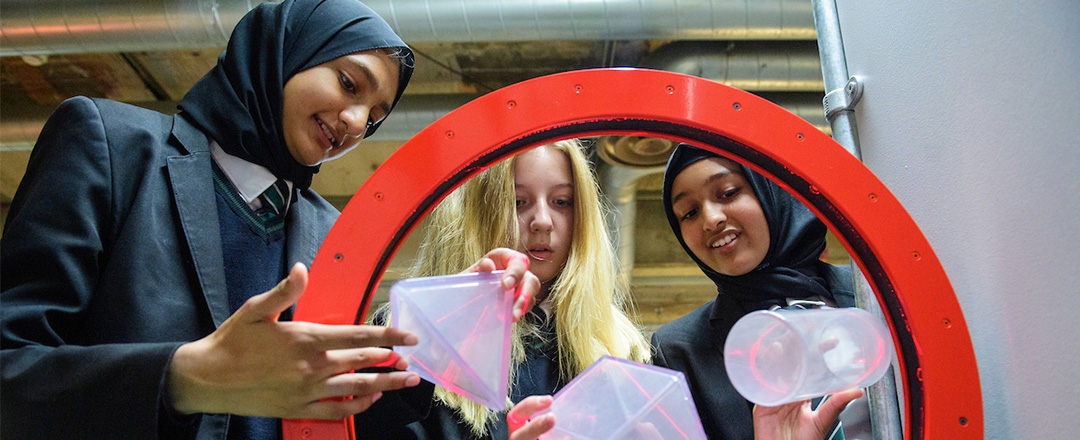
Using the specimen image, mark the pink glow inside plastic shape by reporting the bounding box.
[390,271,514,410]
[536,355,706,440]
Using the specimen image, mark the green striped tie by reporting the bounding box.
[256,179,291,221]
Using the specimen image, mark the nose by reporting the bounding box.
[701,202,727,231]
[530,202,554,232]
[340,104,370,141]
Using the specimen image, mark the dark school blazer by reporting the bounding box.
[650,264,857,440]
[0,97,338,439]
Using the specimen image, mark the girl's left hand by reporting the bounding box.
[467,248,540,322]
[752,388,864,440]
[507,395,556,440]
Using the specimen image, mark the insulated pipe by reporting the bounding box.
[0,0,262,57]
[0,93,825,151]
[597,162,663,283]
[369,0,816,42]
[1,0,816,56]
[642,41,825,92]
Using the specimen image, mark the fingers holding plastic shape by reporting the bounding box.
[813,388,864,430]
[818,336,840,352]
[508,395,556,440]
[627,421,665,440]
[468,248,540,321]
[470,247,529,286]
[751,387,865,440]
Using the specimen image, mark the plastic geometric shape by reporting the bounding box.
[537,355,706,440]
[725,308,895,406]
[390,270,514,410]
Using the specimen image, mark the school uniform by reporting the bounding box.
[1,1,414,438]
[651,144,860,440]
[0,96,337,439]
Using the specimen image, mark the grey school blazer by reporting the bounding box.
[1,96,338,439]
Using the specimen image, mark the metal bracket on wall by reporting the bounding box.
[823,76,864,122]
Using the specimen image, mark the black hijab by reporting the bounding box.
[662,144,835,311]
[178,0,414,189]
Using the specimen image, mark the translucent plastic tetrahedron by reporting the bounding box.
[537,356,707,440]
[389,271,514,410]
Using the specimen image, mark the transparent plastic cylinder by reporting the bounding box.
[724,307,894,406]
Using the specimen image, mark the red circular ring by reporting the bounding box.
[286,68,981,440]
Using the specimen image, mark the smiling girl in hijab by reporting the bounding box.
[179,0,414,188]
[649,143,861,440]
[2,1,538,439]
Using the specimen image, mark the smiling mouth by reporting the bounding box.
[710,232,737,248]
[315,117,339,148]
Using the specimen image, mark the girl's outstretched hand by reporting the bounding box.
[167,263,421,419]
[753,388,864,440]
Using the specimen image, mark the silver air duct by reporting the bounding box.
[0,92,825,151]
[1,0,816,56]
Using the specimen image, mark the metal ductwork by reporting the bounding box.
[0,94,475,151]
[0,0,828,280]
[0,92,825,151]
[1,0,263,57]
[1,0,816,57]
[598,161,664,283]
[642,40,824,92]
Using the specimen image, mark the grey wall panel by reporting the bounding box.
[832,0,1080,438]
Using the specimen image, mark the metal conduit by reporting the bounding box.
[1,0,816,57]
[812,0,902,439]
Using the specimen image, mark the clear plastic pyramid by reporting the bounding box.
[537,355,707,440]
[390,271,514,410]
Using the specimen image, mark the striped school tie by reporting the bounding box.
[255,179,291,221]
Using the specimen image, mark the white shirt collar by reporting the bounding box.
[209,141,292,207]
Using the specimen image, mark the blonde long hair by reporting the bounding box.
[378,139,651,435]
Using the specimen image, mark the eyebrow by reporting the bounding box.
[350,58,394,121]
[514,183,575,192]
[670,169,733,206]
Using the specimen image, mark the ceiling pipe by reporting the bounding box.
[0,0,263,57]
[0,93,826,151]
[642,40,825,92]
[1,0,816,57]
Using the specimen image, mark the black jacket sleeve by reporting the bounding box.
[1,97,187,439]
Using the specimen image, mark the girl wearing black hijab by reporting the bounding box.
[649,144,862,440]
[1,1,537,439]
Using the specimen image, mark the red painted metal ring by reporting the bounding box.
[286,68,981,440]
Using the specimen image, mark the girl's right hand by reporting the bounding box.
[467,248,541,322]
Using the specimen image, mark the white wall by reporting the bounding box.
[832,0,1080,438]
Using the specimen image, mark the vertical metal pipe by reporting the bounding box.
[812,0,861,158]
[811,1,903,440]
[598,163,663,282]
